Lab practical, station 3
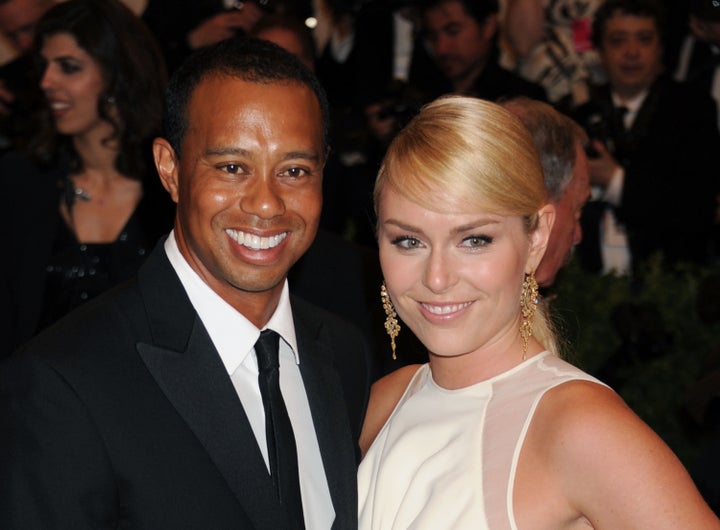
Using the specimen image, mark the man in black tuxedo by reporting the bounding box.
[0,37,370,529]
[572,0,720,274]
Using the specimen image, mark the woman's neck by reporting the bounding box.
[428,333,541,390]
[71,122,121,177]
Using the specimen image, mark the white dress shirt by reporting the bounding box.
[164,232,335,529]
[392,10,415,82]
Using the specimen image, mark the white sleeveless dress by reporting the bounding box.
[358,351,606,529]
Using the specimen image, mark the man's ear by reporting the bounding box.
[482,13,499,41]
[689,15,710,41]
[153,138,180,204]
[527,203,555,274]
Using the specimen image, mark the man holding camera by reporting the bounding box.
[572,0,720,274]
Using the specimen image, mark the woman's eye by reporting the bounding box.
[391,236,422,250]
[59,60,82,74]
[462,235,492,248]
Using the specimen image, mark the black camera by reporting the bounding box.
[583,112,607,158]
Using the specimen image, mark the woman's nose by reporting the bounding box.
[422,250,456,294]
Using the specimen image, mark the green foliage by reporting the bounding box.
[549,256,720,466]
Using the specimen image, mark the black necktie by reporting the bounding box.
[255,330,305,528]
[611,105,630,155]
[612,105,628,132]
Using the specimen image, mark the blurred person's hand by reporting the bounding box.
[0,80,14,116]
[187,4,263,49]
[587,139,621,189]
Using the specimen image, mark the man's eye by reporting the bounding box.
[281,167,309,179]
[219,164,241,174]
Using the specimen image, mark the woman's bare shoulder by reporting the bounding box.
[530,380,720,528]
[359,364,424,458]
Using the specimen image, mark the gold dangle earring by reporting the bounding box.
[381,282,401,360]
[519,270,539,360]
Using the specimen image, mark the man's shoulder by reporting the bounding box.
[291,294,367,340]
[290,294,370,372]
[481,62,548,101]
[659,75,715,104]
[648,76,718,127]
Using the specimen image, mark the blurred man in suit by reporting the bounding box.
[572,0,720,274]
[502,97,591,287]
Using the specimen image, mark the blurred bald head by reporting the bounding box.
[251,14,316,71]
[501,97,591,286]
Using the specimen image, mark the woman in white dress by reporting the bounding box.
[358,95,719,529]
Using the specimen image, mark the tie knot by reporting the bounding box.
[255,329,280,373]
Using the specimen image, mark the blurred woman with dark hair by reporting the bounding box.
[0,0,173,357]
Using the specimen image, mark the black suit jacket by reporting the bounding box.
[571,76,720,271]
[346,1,438,107]
[0,241,369,529]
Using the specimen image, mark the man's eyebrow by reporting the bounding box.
[204,148,321,162]
[205,147,251,157]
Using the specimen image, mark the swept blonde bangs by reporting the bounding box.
[375,96,546,231]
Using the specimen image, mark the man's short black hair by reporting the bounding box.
[162,36,330,155]
[591,0,667,50]
[417,0,499,25]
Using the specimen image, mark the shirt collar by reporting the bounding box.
[164,230,300,375]
[611,88,648,115]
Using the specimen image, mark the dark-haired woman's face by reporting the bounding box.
[39,32,108,139]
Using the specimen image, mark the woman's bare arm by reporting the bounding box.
[359,364,422,459]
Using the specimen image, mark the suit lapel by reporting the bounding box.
[135,244,287,529]
[294,305,358,530]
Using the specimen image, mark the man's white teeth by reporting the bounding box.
[422,301,472,315]
[50,102,70,110]
[226,229,287,250]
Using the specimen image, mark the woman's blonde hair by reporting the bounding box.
[374,96,559,355]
